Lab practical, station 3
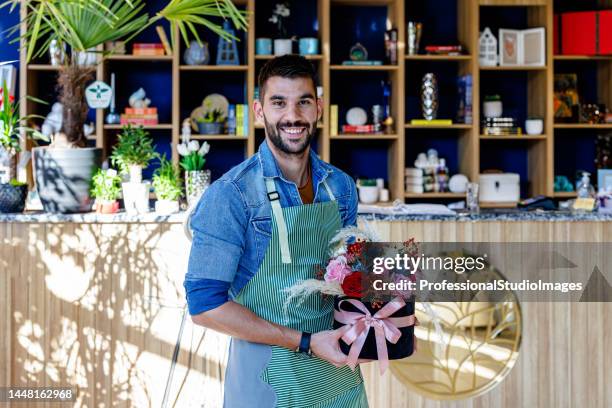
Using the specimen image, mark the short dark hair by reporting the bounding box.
[257,54,317,100]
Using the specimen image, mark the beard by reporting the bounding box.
[264,116,317,155]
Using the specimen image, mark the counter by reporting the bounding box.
[1,211,610,407]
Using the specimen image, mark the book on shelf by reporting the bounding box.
[410,119,453,126]
[120,117,159,126]
[456,74,473,124]
[341,61,383,66]
[155,26,173,56]
[330,105,338,136]
[133,43,165,56]
[236,104,248,136]
[125,107,157,115]
[425,45,463,55]
[341,124,377,134]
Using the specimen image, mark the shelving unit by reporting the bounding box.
[17,0,608,202]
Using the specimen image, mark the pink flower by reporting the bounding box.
[324,255,352,283]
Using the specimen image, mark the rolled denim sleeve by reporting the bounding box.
[344,175,358,227]
[184,179,247,315]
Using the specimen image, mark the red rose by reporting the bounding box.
[341,272,363,298]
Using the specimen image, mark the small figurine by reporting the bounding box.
[129,88,151,109]
[184,41,210,65]
[349,43,368,61]
[42,102,94,138]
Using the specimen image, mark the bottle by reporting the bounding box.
[576,172,595,199]
[437,158,449,192]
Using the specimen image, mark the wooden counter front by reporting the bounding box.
[0,216,610,407]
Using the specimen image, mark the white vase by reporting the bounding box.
[525,119,544,135]
[128,164,143,184]
[274,39,293,56]
[155,199,179,215]
[483,101,503,118]
[122,181,150,214]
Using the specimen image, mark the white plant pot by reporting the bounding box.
[122,181,150,214]
[155,199,179,215]
[128,165,143,184]
[274,39,293,56]
[483,101,503,118]
[525,119,544,135]
[358,186,379,204]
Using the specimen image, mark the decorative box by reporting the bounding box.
[560,11,612,55]
[479,173,520,203]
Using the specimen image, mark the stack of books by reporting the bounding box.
[132,43,165,56]
[120,107,158,126]
[235,105,248,136]
[425,45,463,56]
[481,117,523,135]
[456,74,473,124]
[341,124,378,134]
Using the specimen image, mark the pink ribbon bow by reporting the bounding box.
[334,296,416,375]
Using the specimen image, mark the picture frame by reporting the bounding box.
[499,27,546,66]
[598,169,612,193]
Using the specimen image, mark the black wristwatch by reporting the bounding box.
[296,332,312,357]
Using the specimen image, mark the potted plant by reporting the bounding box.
[178,134,211,206]
[483,94,503,118]
[0,79,46,213]
[7,0,247,213]
[110,125,156,213]
[269,2,292,55]
[196,109,225,135]
[153,155,182,214]
[356,178,379,204]
[91,168,121,214]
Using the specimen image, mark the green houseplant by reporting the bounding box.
[196,108,226,135]
[110,125,157,213]
[0,78,46,213]
[153,155,182,214]
[90,168,122,214]
[4,0,247,213]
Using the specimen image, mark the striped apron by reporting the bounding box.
[224,177,367,408]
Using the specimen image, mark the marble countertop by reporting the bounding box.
[2,209,612,223]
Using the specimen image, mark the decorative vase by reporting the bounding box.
[128,164,143,184]
[421,73,438,120]
[32,146,102,213]
[155,199,179,215]
[358,186,379,204]
[0,183,28,213]
[185,170,211,206]
[95,200,119,214]
[274,39,293,56]
[122,181,150,214]
[184,40,210,65]
[483,101,503,118]
[525,118,543,135]
[198,122,223,135]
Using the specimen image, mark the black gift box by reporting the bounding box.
[333,296,415,360]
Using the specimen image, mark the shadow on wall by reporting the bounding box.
[1,221,228,406]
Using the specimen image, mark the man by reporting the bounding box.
[184,55,367,407]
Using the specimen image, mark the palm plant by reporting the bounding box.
[2,0,248,147]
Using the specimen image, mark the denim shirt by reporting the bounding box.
[184,140,358,315]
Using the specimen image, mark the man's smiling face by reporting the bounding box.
[255,76,322,155]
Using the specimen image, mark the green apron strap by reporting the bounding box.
[265,178,292,264]
[322,179,336,201]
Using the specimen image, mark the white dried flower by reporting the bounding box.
[188,140,200,152]
[177,143,189,156]
[198,141,210,156]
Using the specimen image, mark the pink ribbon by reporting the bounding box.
[334,296,416,375]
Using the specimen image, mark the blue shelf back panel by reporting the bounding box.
[331,140,389,182]
[554,60,599,106]
[330,5,388,65]
[255,0,319,39]
[480,141,529,196]
[405,62,461,121]
[405,0,459,46]
[406,133,460,176]
[554,131,597,180]
[180,71,247,122]
[480,71,529,127]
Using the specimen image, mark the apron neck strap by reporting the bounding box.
[265,178,292,264]
[322,179,336,201]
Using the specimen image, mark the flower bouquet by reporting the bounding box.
[284,226,420,374]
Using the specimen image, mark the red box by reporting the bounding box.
[560,10,612,55]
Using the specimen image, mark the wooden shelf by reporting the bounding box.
[404,192,465,198]
[179,65,248,71]
[480,65,547,71]
[479,0,546,6]
[255,55,323,60]
[405,123,472,129]
[105,54,173,61]
[27,64,61,71]
[191,135,248,141]
[554,55,612,61]
[330,134,398,140]
[405,54,472,61]
[103,124,173,130]
[553,192,577,198]
[554,123,612,129]
[330,64,398,71]
[480,135,547,140]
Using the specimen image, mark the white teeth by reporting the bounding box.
[281,127,305,135]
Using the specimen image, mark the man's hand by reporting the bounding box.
[311,326,351,368]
